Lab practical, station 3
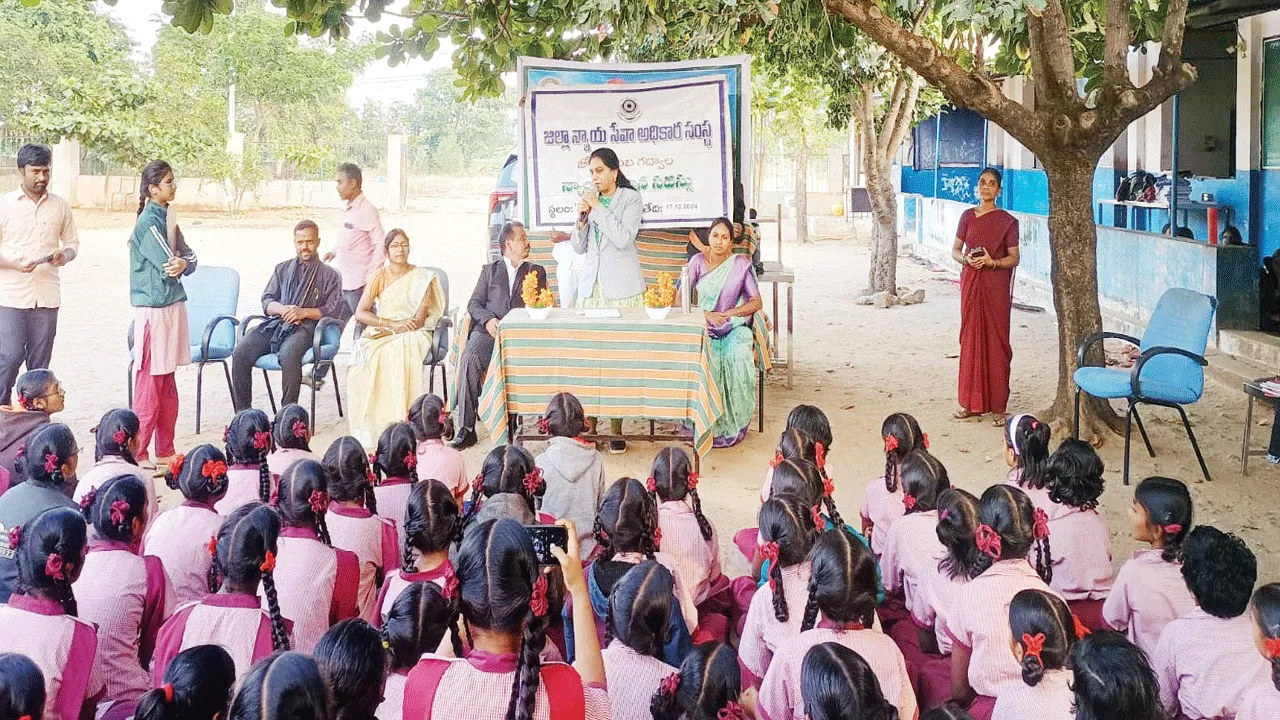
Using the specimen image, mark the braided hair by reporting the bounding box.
[880,413,924,493]
[605,561,674,659]
[899,450,951,515]
[1009,588,1078,687]
[970,485,1052,584]
[93,408,140,465]
[465,445,541,527]
[225,408,273,504]
[323,436,378,516]
[227,651,332,720]
[595,478,659,559]
[313,619,387,720]
[402,479,462,573]
[542,392,587,438]
[272,404,311,452]
[1133,476,1193,563]
[276,460,332,546]
[456,518,548,720]
[384,580,463,669]
[166,444,231,506]
[1005,413,1052,489]
[212,503,289,651]
[769,459,824,508]
[650,447,712,541]
[408,393,454,442]
[1251,583,1280,691]
[800,527,879,632]
[134,645,236,720]
[0,653,46,720]
[935,488,981,581]
[758,494,818,622]
[13,507,86,616]
[82,474,148,543]
[801,643,899,720]
[18,422,77,489]
[785,404,832,450]
[650,642,742,720]
[374,422,419,488]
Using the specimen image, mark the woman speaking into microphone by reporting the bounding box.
[572,147,645,452]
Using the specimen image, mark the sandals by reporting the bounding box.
[990,414,1009,427]
[953,408,982,420]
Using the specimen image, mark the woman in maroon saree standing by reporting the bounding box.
[952,168,1021,424]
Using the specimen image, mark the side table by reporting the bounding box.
[1241,377,1278,475]
[759,260,794,388]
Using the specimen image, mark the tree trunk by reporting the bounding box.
[795,140,810,244]
[865,153,899,294]
[1041,158,1121,436]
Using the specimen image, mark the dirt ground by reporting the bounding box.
[53,175,1279,581]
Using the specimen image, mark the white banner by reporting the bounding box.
[523,76,734,230]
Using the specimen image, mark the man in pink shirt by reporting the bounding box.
[324,163,384,339]
[0,144,78,404]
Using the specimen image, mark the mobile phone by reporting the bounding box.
[968,247,988,259]
[526,524,569,565]
[36,254,56,265]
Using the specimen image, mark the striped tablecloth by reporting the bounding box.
[476,308,729,458]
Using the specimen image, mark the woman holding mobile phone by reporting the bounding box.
[951,168,1020,425]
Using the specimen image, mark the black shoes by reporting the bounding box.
[450,428,478,450]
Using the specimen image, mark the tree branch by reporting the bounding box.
[877,70,910,158]
[1033,0,1083,108]
[1102,0,1134,91]
[1156,0,1190,76]
[883,70,921,167]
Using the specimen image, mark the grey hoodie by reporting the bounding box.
[535,437,605,560]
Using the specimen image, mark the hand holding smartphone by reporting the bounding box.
[526,524,570,566]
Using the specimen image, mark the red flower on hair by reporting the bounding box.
[253,431,271,451]
[760,542,780,578]
[202,459,228,480]
[686,472,699,490]
[292,420,307,439]
[437,409,450,425]
[471,475,484,493]
[922,433,930,449]
[404,452,418,469]
[309,490,330,514]
[529,574,549,617]
[207,536,218,557]
[537,417,551,435]
[523,469,544,496]
[810,505,826,533]
[168,454,186,479]
[653,527,662,548]
[113,429,127,445]
[658,674,680,697]
[6,525,21,550]
[1021,632,1046,664]
[1032,508,1050,541]
[78,488,97,512]
[162,683,175,703]
[367,465,379,487]
[109,500,130,526]
[260,551,276,573]
[44,553,64,580]
[442,564,460,601]
[975,524,1002,560]
[1163,523,1183,535]
[645,477,658,493]
[769,451,784,469]
[717,701,745,720]
[822,475,835,498]
[43,452,58,474]
[814,442,826,470]
[1264,638,1280,660]
[1072,614,1092,639]
[902,493,917,511]
[883,435,900,454]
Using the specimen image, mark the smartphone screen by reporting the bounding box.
[526,524,569,565]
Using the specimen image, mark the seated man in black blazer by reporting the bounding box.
[451,221,547,449]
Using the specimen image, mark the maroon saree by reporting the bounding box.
[957,207,1019,414]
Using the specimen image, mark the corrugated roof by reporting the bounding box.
[1187,0,1280,29]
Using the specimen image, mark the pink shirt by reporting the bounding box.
[374,562,455,627]
[1004,473,1070,521]
[75,542,174,702]
[1237,685,1280,720]
[267,527,359,652]
[215,465,268,516]
[943,559,1058,697]
[416,440,468,500]
[1102,548,1195,658]
[405,650,610,720]
[153,592,281,684]
[0,594,100,720]
[326,503,399,622]
[337,193,385,291]
[374,477,415,553]
[740,562,811,682]
[1153,608,1271,719]
[602,641,678,720]
[880,510,967,654]
[377,670,410,720]
[860,476,904,556]
[143,501,223,605]
[0,189,78,309]
[759,625,917,720]
[267,447,317,480]
[1044,507,1113,601]
[73,457,158,533]
[657,500,722,605]
[991,668,1074,720]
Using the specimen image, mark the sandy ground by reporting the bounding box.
[51,175,1280,581]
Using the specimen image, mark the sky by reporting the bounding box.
[99,0,452,107]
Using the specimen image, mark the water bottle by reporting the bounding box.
[679,265,691,314]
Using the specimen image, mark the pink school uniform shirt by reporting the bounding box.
[759,624,917,720]
[337,193,385,292]
[75,541,174,703]
[861,475,905,556]
[153,592,281,683]
[740,562,811,683]
[403,650,611,720]
[374,477,415,552]
[377,669,411,720]
[374,561,455,628]
[326,503,399,622]
[416,440,468,500]
[1044,507,1113,601]
[602,640,679,720]
[880,509,967,654]
[73,457,158,532]
[942,558,1058,698]
[991,668,1074,720]
[267,526,360,652]
[1101,548,1195,658]
[0,594,101,720]
[657,500,722,605]
[1153,608,1271,719]
[215,464,268,516]
[1004,471,1070,521]
[267,448,317,479]
[143,500,224,605]
[1237,685,1280,720]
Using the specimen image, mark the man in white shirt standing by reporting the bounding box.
[0,144,78,404]
[325,162,384,340]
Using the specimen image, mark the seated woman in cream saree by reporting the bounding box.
[346,230,445,447]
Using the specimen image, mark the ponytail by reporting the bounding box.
[651,447,712,541]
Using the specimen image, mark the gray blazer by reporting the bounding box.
[571,186,646,302]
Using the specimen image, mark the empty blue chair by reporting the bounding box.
[1072,288,1216,485]
[420,266,453,402]
[238,315,345,430]
[127,266,240,433]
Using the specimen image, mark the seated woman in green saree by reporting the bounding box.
[687,217,763,448]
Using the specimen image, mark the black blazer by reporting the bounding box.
[467,258,548,338]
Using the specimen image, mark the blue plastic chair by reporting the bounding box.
[127,266,240,433]
[1072,288,1216,485]
[238,315,345,431]
[420,266,453,402]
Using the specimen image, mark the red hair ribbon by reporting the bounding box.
[437,409,450,425]
[760,541,780,564]
[6,525,21,550]
[442,564,459,601]
[367,465,378,487]
[1163,523,1183,535]
[717,701,745,720]
[769,451,784,469]
[1264,637,1280,660]
[109,500,130,526]
[168,454,186,479]
[292,420,308,439]
[222,425,232,443]
[1032,508,1050,541]
[835,621,865,631]
[162,683,175,703]
[814,442,826,470]
[202,459,228,479]
[253,431,271,450]
[13,444,22,461]
[811,505,826,533]
[658,673,680,697]
[822,475,834,498]
[939,508,950,521]
[43,452,58,474]
[883,435,900,454]
[975,524,1002,560]
[260,551,276,573]
[537,417,551,435]
[45,552,64,580]
[1072,614,1092,639]
[530,574,549,617]
[922,432,930,449]
[404,452,418,469]
[207,536,218,557]
[113,429,127,445]
[471,474,484,493]
[523,468,543,495]
[78,488,97,512]
[653,527,663,548]
[902,493,917,511]
[686,472,699,490]
[1021,632,1046,664]
[309,490,330,514]
[646,477,658,493]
